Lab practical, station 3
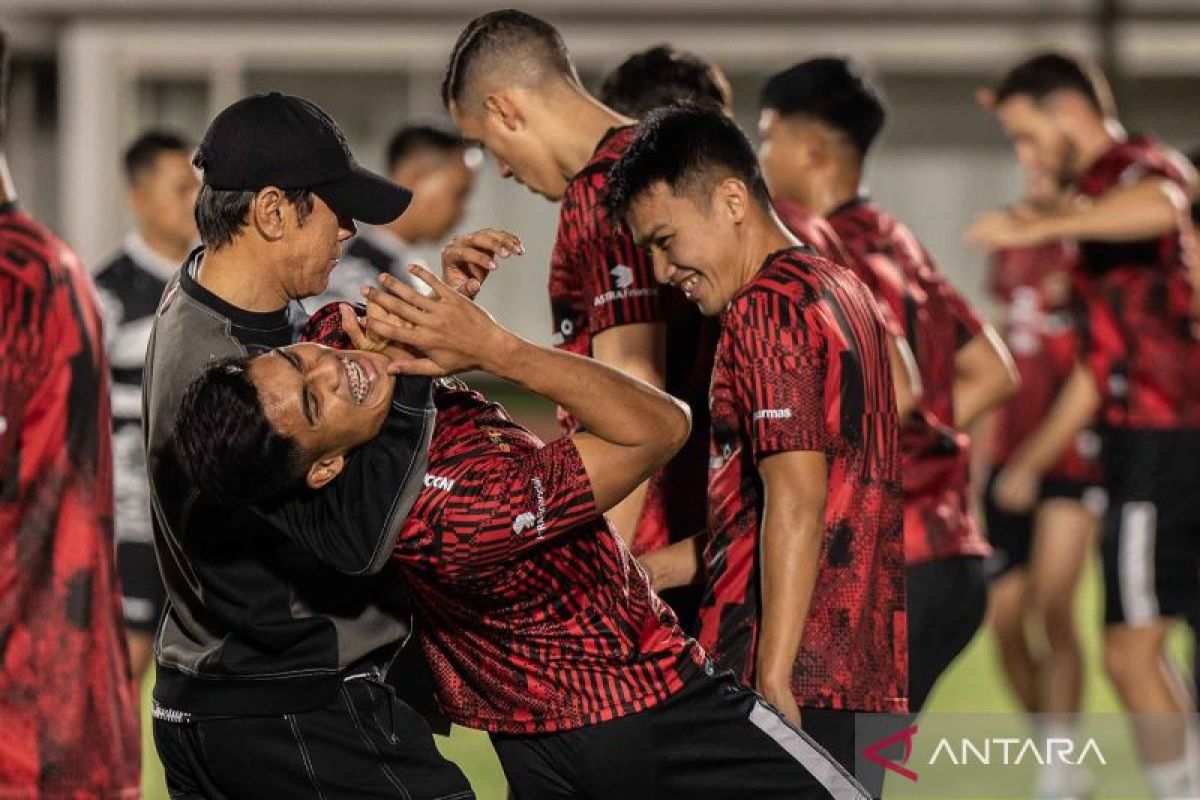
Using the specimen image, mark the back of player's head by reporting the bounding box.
[607,102,770,219]
[599,44,732,118]
[386,125,465,173]
[442,9,577,112]
[124,130,193,185]
[760,56,886,158]
[993,52,1114,117]
[175,356,311,506]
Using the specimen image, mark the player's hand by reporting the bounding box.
[965,209,1050,249]
[757,679,802,729]
[441,228,524,300]
[993,462,1040,513]
[638,549,679,592]
[363,267,516,376]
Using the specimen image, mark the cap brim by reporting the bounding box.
[312,164,412,225]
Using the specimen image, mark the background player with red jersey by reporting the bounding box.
[756,57,1019,713]
[441,14,716,632]
[0,29,140,797]
[972,53,1200,798]
[174,265,870,800]
[609,103,913,790]
[981,166,1105,800]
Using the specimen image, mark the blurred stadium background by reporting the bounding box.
[1,1,1197,797]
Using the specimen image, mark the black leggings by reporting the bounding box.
[906,556,988,712]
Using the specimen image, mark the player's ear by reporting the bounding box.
[306,454,345,490]
[716,177,748,224]
[251,187,286,241]
[485,91,522,132]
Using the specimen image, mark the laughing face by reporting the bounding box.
[248,343,394,480]
[626,181,746,317]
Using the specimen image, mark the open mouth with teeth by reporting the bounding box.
[674,270,702,302]
[341,355,375,404]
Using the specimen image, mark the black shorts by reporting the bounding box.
[1101,430,1200,627]
[117,540,165,634]
[152,675,472,800]
[983,467,1102,581]
[491,662,869,800]
[907,556,988,712]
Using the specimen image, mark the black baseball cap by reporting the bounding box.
[196,92,411,225]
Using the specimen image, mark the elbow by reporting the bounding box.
[651,396,692,468]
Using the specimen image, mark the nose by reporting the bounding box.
[650,249,675,285]
[312,349,343,391]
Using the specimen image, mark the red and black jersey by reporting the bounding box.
[303,304,703,734]
[700,248,907,713]
[0,203,141,796]
[830,198,990,565]
[549,125,716,557]
[773,197,856,267]
[1072,135,1200,430]
[988,241,1102,484]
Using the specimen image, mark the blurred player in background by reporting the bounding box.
[443,11,717,631]
[610,103,913,791]
[94,130,199,683]
[0,28,141,797]
[305,124,477,311]
[758,56,1018,713]
[598,43,732,119]
[972,52,1200,798]
[981,165,1103,800]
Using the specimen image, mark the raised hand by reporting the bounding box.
[441,228,524,299]
[363,267,518,377]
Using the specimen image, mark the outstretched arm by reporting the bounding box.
[364,268,691,513]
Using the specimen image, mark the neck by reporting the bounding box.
[808,161,863,217]
[737,208,799,290]
[0,153,16,206]
[1073,119,1121,176]
[139,226,193,264]
[195,241,289,312]
[552,88,633,180]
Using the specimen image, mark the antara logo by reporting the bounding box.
[863,724,920,782]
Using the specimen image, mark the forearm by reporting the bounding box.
[954,327,1019,429]
[483,333,689,448]
[1037,179,1188,243]
[889,336,921,418]
[757,507,823,689]
[639,533,704,591]
[1009,362,1099,474]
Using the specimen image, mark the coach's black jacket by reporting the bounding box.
[144,248,434,715]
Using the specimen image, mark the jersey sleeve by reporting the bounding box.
[575,179,672,335]
[416,436,600,570]
[727,291,834,461]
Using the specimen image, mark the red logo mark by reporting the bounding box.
[863,724,919,782]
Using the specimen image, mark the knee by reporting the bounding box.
[1037,593,1078,646]
[1102,631,1152,687]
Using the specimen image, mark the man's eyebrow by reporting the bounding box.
[632,223,665,249]
[276,349,316,426]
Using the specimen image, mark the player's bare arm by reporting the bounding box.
[954,325,1020,429]
[638,532,705,591]
[365,268,691,512]
[967,175,1197,249]
[755,449,829,728]
[888,334,921,418]
[994,362,1100,512]
[590,322,669,546]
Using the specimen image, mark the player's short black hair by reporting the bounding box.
[607,101,770,221]
[760,56,886,158]
[993,52,1111,116]
[175,355,312,507]
[598,44,731,118]
[385,125,465,173]
[441,9,575,110]
[123,130,193,184]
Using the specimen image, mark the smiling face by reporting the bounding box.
[248,343,394,483]
[626,181,747,317]
[450,96,569,201]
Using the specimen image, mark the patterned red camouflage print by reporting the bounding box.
[301,305,704,735]
[1072,135,1200,430]
[830,198,990,565]
[548,126,716,557]
[0,205,141,798]
[699,248,908,713]
[772,197,856,268]
[988,241,1103,483]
